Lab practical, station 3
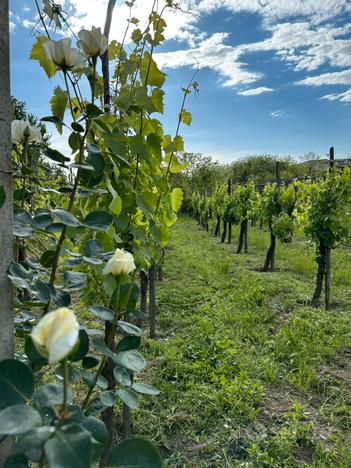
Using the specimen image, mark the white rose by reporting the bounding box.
[78,26,108,58]
[43,38,85,69]
[103,248,136,276]
[31,308,80,364]
[11,120,41,143]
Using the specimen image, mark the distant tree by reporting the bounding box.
[229,154,304,187]
[171,152,223,200]
[299,151,322,176]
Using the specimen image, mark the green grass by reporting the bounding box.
[133,215,351,467]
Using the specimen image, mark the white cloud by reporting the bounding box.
[297,69,351,86]
[9,11,18,33]
[321,88,351,103]
[270,110,285,117]
[56,0,198,44]
[156,19,351,93]
[238,86,273,96]
[155,32,262,88]
[196,0,351,26]
[18,0,351,99]
[22,19,36,29]
[239,21,351,72]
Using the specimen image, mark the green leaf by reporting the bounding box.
[113,367,131,386]
[89,306,114,321]
[45,425,92,468]
[53,290,72,307]
[116,336,141,353]
[111,282,140,313]
[86,143,101,154]
[91,337,115,359]
[35,384,73,408]
[12,426,53,460]
[116,388,139,409]
[44,147,70,164]
[51,86,68,134]
[179,109,192,126]
[150,88,164,113]
[0,404,41,435]
[70,330,89,362]
[132,383,160,396]
[3,454,28,468]
[82,416,108,461]
[84,211,113,231]
[31,213,54,230]
[117,321,141,336]
[83,372,108,390]
[8,262,33,281]
[170,187,184,213]
[86,103,102,117]
[110,193,122,215]
[40,250,56,268]
[106,437,162,468]
[0,186,5,209]
[25,336,48,366]
[100,390,116,407]
[141,52,166,87]
[63,271,87,292]
[113,350,146,372]
[0,360,34,409]
[83,239,104,257]
[53,209,81,227]
[69,132,81,152]
[82,356,100,369]
[30,36,57,78]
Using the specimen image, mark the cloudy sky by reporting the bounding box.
[9,0,351,162]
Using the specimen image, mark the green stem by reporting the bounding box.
[82,356,107,410]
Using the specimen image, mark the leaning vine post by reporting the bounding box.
[0,1,14,462]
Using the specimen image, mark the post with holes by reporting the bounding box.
[0,0,14,463]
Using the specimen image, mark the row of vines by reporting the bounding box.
[189,168,351,310]
[0,0,195,466]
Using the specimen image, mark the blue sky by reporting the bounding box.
[9,0,351,162]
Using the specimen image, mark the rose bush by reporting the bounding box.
[0,0,191,465]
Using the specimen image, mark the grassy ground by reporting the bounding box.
[134,215,351,467]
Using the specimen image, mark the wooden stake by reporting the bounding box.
[0,0,14,462]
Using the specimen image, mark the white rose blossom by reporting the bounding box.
[31,307,80,364]
[11,120,41,144]
[43,38,85,69]
[103,248,136,276]
[78,26,108,58]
